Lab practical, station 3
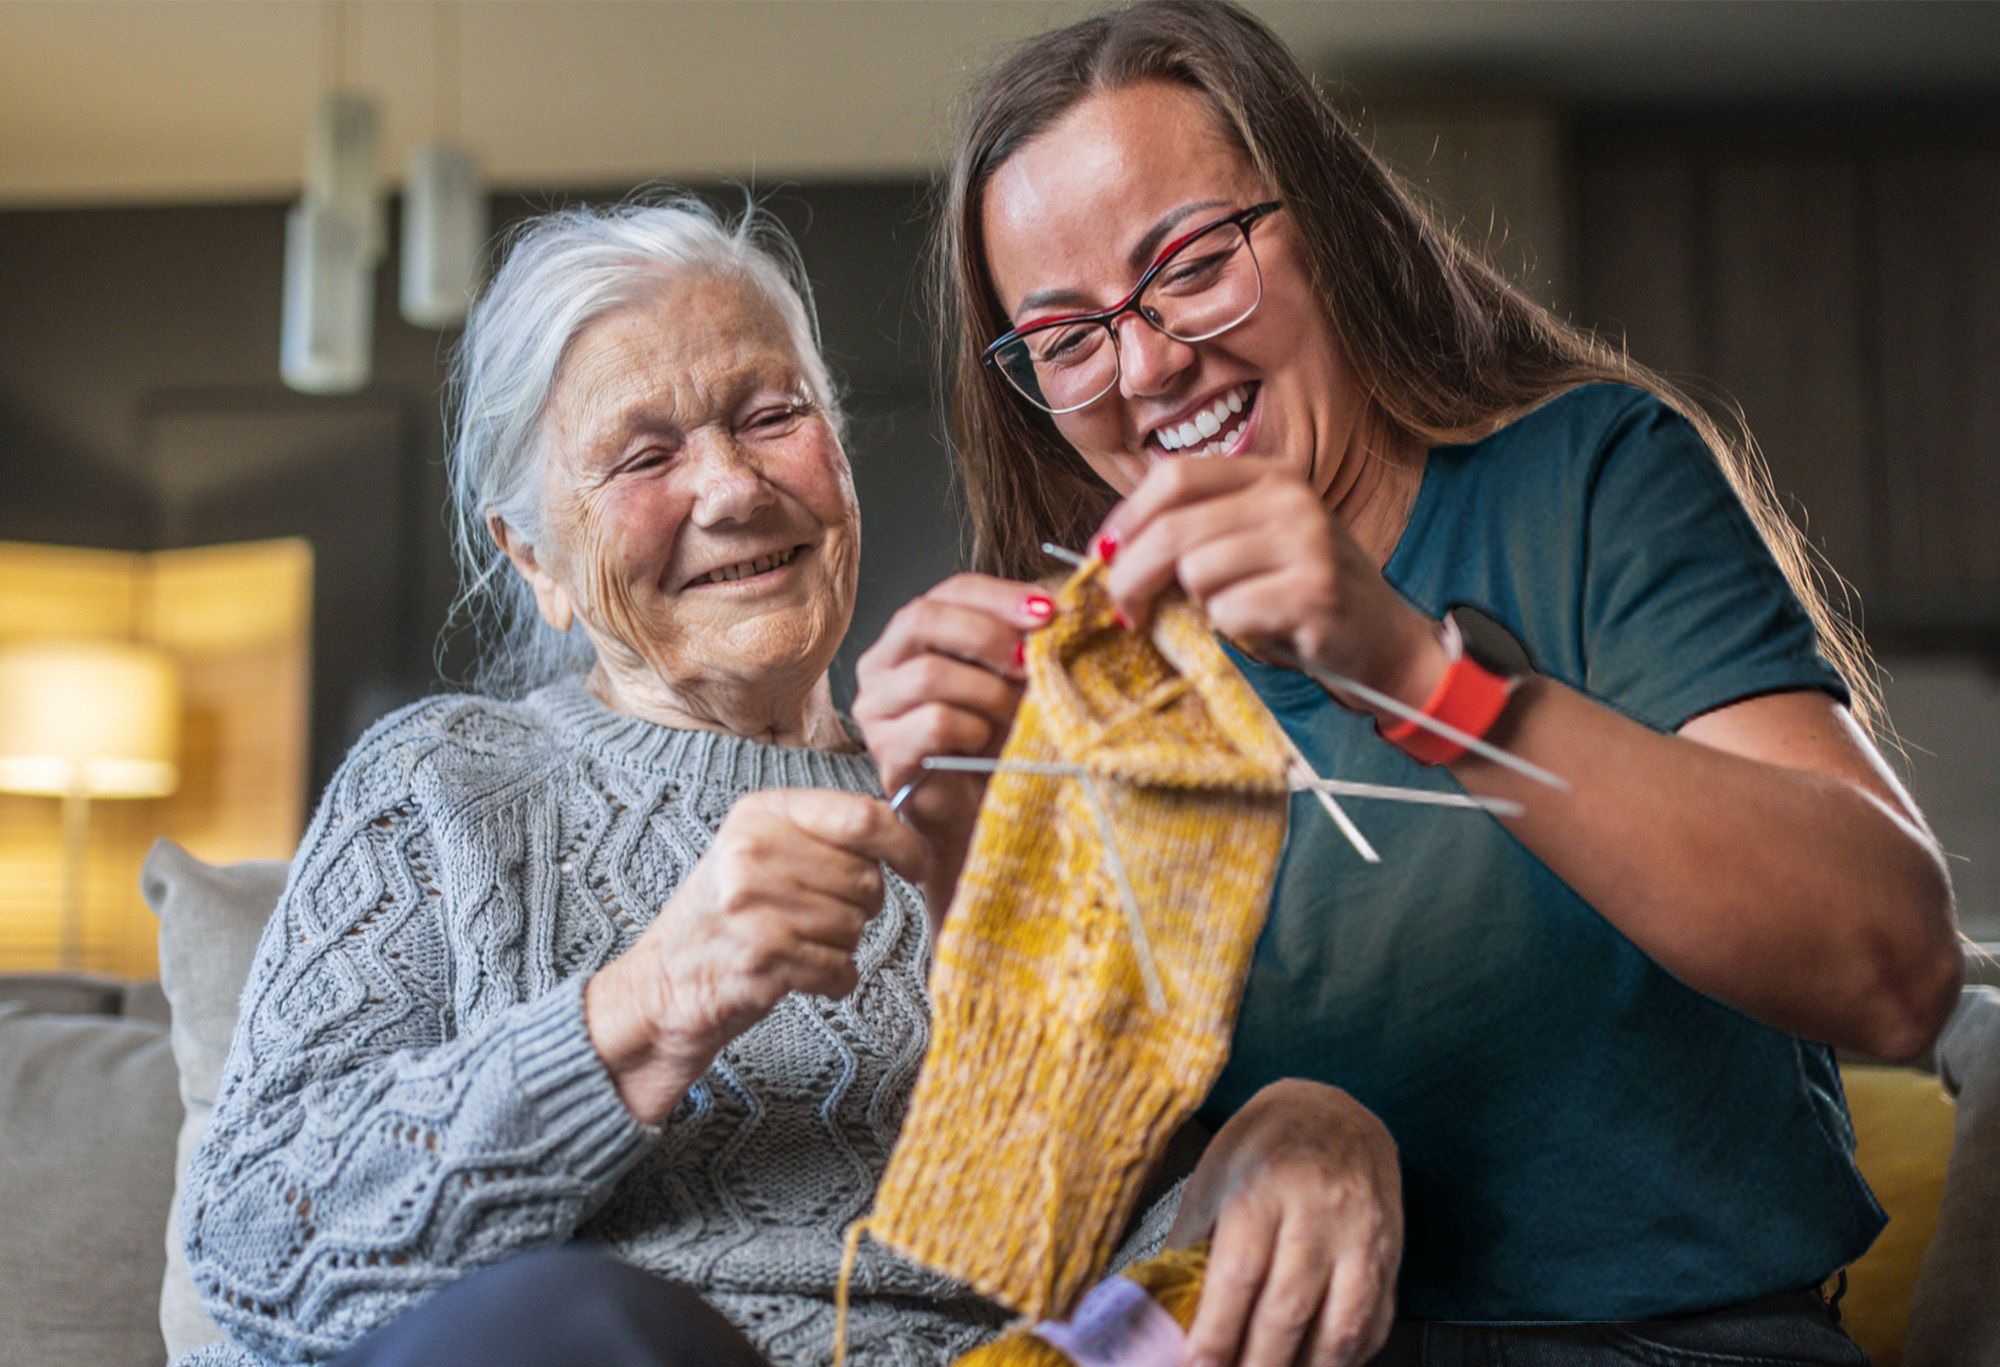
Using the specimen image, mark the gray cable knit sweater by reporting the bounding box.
[176,676,1024,1366]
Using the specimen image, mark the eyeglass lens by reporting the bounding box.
[996,218,1264,414]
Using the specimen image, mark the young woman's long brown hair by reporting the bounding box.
[935,0,1879,730]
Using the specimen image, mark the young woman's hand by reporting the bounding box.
[1169,1079,1402,1367]
[1095,456,1446,712]
[585,789,927,1125]
[852,573,1054,918]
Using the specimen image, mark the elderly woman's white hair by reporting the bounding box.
[445,193,845,696]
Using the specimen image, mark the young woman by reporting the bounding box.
[854,5,1961,1364]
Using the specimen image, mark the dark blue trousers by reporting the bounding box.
[1372,1288,1868,1366]
[332,1244,769,1366]
[333,1244,1866,1366]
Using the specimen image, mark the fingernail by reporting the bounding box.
[1023,593,1055,622]
[1013,639,1026,668]
[1113,608,1132,631]
[1094,531,1120,564]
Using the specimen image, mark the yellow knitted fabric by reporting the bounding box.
[854,566,1289,1322]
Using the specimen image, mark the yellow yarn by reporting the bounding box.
[954,1245,1211,1366]
[851,565,1289,1325]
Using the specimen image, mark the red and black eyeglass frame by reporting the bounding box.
[980,199,1286,378]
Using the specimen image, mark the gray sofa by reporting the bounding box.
[3,842,1997,1367]
[0,841,284,1367]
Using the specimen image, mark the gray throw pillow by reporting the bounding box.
[0,1000,180,1367]
[1905,985,2000,1367]
[139,839,289,1361]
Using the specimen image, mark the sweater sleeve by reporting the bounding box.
[181,707,655,1362]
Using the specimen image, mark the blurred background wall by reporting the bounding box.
[1,0,1996,964]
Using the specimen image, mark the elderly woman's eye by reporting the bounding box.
[747,404,808,434]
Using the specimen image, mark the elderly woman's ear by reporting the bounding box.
[488,511,575,634]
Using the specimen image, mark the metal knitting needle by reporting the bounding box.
[924,756,1517,815]
[1044,540,1380,862]
[1080,776,1169,1013]
[887,774,926,817]
[1046,540,1565,792]
[1296,777,1524,818]
[1272,649,1568,792]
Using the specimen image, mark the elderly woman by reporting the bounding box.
[856,4,1964,1366]
[176,197,1388,1367]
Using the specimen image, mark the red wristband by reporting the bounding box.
[1377,620,1513,766]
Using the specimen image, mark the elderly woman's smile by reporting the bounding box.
[509,270,862,741]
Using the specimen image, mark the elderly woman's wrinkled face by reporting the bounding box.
[529,272,859,700]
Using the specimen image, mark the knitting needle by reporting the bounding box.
[1272,650,1568,792]
[1296,777,1524,818]
[1044,541,1380,862]
[1080,776,1169,1013]
[1043,540,1564,792]
[924,756,1517,815]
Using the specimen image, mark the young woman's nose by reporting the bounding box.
[686,435,776,529]
[1113,313,1197,399]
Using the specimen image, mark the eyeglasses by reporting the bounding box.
[982,201,1283,415]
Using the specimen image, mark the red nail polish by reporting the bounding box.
[1014,640,1026,668]
[1095,531,1120,565]
[1113,608,1132,631]
[1023,593,1055,621]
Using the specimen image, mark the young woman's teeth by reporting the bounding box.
[701,546,798,584]
[1156,385,1250,456]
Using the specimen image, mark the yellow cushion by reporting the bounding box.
[1838,1064,1956,1366]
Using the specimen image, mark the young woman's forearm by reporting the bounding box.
[1454,679,1961,1061]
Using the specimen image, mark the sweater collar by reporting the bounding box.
[526,674,881,795]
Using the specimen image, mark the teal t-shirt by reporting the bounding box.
[1212,384,1883,1322]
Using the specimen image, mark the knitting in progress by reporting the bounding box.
[843,564,1290,1339]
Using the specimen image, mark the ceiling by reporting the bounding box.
[3,0,1997,209]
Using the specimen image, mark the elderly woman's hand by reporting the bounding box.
[584,790,928,1125]
[1095,457,1446,710]
[1169,1079,1402,1367]
[852,573,1054,919]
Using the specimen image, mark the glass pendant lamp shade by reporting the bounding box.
[400,143,487,327]
[281,199,373,394]
[305,91,385,263]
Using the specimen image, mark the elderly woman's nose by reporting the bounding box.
[1114,314,1197,400]
[686,436,778,527]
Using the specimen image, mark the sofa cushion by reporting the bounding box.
[0,970,132,1018]
[1838,1062,1956,1364]
[0,999,179,1367]
[140,839,288,1361]
[1905,985,2000,1367]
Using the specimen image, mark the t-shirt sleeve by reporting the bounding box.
[1579,393,1849,732]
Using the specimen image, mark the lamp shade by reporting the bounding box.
[305,91,385,263]
[281,198,373,394]
[0,641,181,798]
[400,142,487,328]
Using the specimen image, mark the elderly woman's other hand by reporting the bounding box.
[852,573,1053,918]
[584,789,927,1125]
[1169,1079,1402,1367]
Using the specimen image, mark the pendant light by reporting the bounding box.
[401,1,487,328]
[281,1,379,394]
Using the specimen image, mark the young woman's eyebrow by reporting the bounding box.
[1011,198,1233,320]
[1125,198,1229,272]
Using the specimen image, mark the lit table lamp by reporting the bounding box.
[0,641,181,969]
